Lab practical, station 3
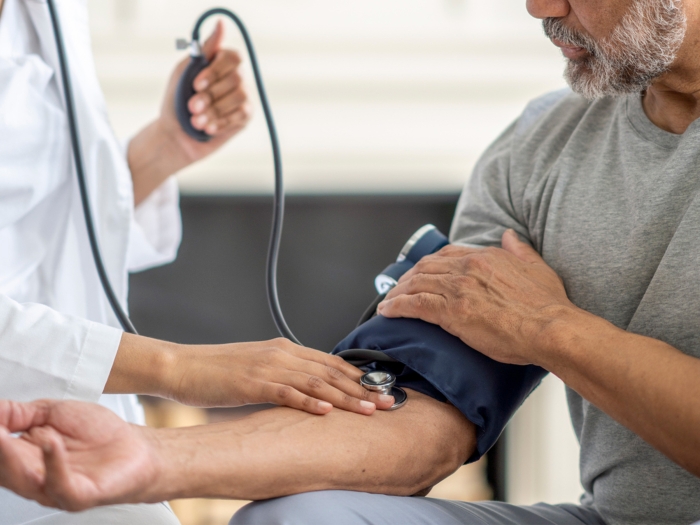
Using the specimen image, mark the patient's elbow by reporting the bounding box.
[378,393,476,496]
[412,413,475,494]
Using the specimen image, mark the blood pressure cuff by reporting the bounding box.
[333,316,548,463]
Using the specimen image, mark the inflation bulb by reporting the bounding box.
[175,38,211,142]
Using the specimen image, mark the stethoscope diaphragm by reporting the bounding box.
[360,371,408,411]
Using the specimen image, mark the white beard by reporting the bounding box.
[544,0,687,99]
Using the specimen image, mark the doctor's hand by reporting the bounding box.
[0,399,158,512]
[377,230,577,366]
[128,21,251,205]
[107,336,395,416]
[159,20,251,162]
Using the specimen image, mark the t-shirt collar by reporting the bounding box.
[625,92,700,149]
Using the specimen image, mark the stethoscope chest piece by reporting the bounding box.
[360,371,408,410]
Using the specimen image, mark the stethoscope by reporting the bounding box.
[46,1,407,410]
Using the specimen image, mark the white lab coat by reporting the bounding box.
[0,0,182,522]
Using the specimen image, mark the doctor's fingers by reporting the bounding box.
[290,359,395,412]
[260,371,383,416]
[259,382,336,415]
[271,352,395,412]
[282,344,367,382]
[194,49,242,93]
[205,106,252,137]
[200,20,226,62]
[191,91,250,135]
[189,81,245,118]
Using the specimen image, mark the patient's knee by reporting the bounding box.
[230,491,354,525]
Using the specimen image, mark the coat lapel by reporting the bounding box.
[23,0,65,101]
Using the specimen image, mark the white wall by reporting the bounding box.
[88,0,566,193]
[506,375,584,505]
[88,0,582,504]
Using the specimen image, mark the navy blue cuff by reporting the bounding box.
[333,316,548,462]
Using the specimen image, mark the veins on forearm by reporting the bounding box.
[147,393,474,502]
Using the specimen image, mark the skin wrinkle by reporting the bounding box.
[543,0,687,98]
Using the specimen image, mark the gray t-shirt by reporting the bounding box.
[451,89,700,525]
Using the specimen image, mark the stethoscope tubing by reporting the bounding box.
[189,8,300,345]
[46,4,405,408]
[46,0,138,334]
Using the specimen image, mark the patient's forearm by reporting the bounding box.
[147,390,475,501]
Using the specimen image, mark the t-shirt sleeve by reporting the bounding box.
[450,120,531,248]
[0,294,122,402]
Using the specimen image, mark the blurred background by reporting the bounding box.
[87,1,581,523]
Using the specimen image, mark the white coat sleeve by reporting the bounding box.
[127,176,183,273]
[0,294,122,402]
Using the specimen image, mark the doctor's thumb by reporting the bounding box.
[202,20,225,61]
[501,229,542,264]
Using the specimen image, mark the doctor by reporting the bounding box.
[0,0,393,524]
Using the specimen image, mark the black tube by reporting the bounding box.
[48,4,298,344]
[191,8,300,345]
[334,348,399,368]
[356,294,386,328]
[47,0,137,335]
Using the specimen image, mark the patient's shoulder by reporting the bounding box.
[512,88,622,157]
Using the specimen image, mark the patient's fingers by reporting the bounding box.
[0,399,52,433]
[391,257,459,291]
[377,292,446,326]
[39,428,90,512]
[0,427,51,506]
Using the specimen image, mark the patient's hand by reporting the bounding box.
[0,400,157,511]
[379,229,574,365]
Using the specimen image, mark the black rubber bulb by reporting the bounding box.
[175,54,212,142]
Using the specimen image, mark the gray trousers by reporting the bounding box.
[229,491,607,525]
[21,503,180,525]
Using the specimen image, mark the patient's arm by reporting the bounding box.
[0,391,474,511]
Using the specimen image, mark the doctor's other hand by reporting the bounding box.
[107,336,395,416]
[377,229,577,366]
[0,399,157,512]
[128,20,250,205]
[160,20,251,163]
